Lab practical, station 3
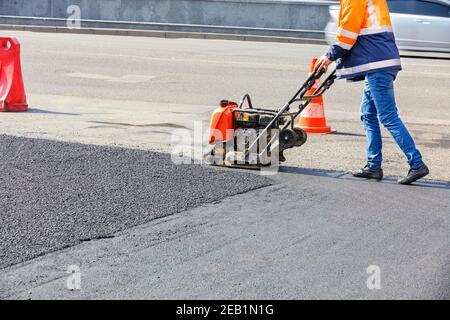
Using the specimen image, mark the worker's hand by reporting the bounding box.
[314,55,333,74]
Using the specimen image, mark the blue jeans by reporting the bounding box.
[360,70,423,170]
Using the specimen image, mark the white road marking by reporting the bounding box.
[35,49,310,70]
[402,70,450,77]
[65,73,156,83]
[403,63,450,68]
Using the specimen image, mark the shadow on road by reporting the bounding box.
[28,108,80,116]
[329,131,367,138]
[280,166,450,190]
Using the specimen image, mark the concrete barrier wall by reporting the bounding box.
[0,0,334,39]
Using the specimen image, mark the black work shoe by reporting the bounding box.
[398,164,429,185]
[350,165,383,181]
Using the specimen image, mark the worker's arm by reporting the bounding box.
[325,0,367,61]
[314,0,367,73]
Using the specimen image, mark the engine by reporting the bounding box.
[207,100,307,166]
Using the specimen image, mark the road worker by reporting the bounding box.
[314,0,429,185]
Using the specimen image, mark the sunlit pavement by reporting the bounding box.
[0,30,449,299]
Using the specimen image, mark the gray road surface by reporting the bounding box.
[0,30,449,180]
[0,30,449,299]
[2,167,449,299]
[0,134,271,269]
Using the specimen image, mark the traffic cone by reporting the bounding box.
[298,58,332,134]
[0,37,28,112]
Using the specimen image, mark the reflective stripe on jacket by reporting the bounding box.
[326,0,402,81]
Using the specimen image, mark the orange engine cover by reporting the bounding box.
[208,100,238,144]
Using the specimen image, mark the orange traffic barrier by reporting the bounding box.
[298,57,332,134]
[0,37,28,112]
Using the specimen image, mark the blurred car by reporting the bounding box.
[325,0,450,53]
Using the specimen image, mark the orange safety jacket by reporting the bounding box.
[326,0,402,81]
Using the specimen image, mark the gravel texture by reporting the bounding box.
[0,135,272,269]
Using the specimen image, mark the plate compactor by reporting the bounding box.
[205,69,337,169]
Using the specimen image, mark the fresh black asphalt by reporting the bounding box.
[0,134,272,269]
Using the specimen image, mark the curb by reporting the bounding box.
[0,24,328,45]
